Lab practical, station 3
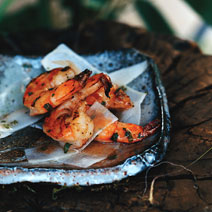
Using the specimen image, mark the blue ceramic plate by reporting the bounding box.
[0,49,170,186]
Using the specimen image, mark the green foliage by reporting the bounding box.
[185,0,212,26]
[0,0,211,37]
[63,0,129,26]
[135,0,173,34]
[0,0,14,21]
[0,0,129,32]
[0,0,52,32]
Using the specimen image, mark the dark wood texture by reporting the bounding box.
[0,21,211,212]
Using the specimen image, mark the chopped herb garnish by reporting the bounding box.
[138,132,144,139]
[28,92,33,96]
[2,120,18,129]
[2,124,10,129]
[64,143,72,153]
[48,88,54,91]
[31,96,40,107]
[101,101,106,106]
[11,120,18,125]
[123,128,133,142]
[52,93,55,97]
[115,86,127,94]
[111,133,118,142]
[44,103,53,112]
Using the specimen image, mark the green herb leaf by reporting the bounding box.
[114,86,127,94]
[123,128,133,142]
[137,132,144,139]
[101,101,106,106]
[2,120,18,129]
[31,96,40,107]
[111,132,118,142]
[64,143,72,153]
[44,103,53,112]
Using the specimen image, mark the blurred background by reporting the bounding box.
[0,0,212,54]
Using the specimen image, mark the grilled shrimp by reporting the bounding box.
[86,85,133,110]
[44,97,159,146]
[43,70,159,146]
[23,68,91,115]
[43,101,94,147]
[27,65,159,146]
[44,95,159,146]
[43,73,113,147]
[95,119,160,143]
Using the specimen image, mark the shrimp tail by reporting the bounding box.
[74,69,92,83]
[95,119,160,144]
[100,75,112,97]
[143,119,160,137]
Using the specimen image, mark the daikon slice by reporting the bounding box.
[0,56,43,116]
[109,62,147,86]
[61,153,107,168]
[118,87,146,125]
[0,56,44,138]
[60,142,119,168]
[0,108,42,138]
[42,44,148,86]
[25,142,118,168]
[81,101,118,151]
[41,44,100,74]
[25,142,75,164]
[25,102,118,167]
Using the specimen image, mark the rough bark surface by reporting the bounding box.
[0,21,211,212]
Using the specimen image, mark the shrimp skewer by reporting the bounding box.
[23,68,91,116]
[95,119,160,143]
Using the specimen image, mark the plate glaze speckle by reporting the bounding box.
[0,49,170,186]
